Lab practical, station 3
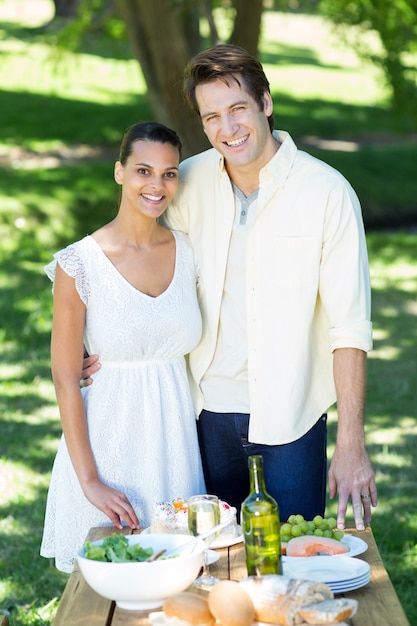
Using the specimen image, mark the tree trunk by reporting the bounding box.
[230,0,264,58]
[114,0,209,157]
[53,0,80,18]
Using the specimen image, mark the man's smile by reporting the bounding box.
[225,134,249,147]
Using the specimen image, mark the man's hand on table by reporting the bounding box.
[329,445,378,531]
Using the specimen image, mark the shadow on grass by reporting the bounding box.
[0,84,405,148]
[261,39,351,72]
[0,90,150,147]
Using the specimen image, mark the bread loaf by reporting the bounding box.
[163,592,214,626]
[297,598,358,624]
[239,575,333,626]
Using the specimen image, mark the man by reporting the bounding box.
[83,44,377,529]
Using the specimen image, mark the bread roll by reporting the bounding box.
[239,575,333,626]
[297,598,358,624]
[163,592,214,626]
[208,580,255,626]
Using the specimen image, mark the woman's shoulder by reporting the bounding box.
[44,236,92,281]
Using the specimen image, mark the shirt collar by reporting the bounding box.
[259,130,298,189]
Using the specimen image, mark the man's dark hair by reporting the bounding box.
[183,44,274,133]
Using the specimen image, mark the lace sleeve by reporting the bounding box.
[44,244,90,305]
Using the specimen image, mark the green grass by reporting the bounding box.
[262,12,388,105]
[0,2,416,624]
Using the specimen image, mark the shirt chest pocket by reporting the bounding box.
[254,236,321,290]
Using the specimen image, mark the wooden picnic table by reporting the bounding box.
[52,525,410,626]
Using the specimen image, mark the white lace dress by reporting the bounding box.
[40,230,206,573]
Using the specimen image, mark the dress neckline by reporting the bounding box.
[86,231,179,299]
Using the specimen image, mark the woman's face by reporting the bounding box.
[114,139,179,220]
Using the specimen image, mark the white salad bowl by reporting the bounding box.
[77,533,205,610]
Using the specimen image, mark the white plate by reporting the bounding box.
[340,534,368,557]
[328,572,371,593]
[140,527,243,550]
[329,570,370,587]
[282,534,368,561]
[211,525,243,549]
[283,555,370,584]
[330,574,370,592]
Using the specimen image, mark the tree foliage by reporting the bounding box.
[317,0,417,125]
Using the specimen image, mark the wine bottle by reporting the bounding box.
[241,454,282,576]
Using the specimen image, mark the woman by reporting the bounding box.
[41,122,206,573]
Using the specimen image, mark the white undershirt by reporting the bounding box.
[200,186,259,413]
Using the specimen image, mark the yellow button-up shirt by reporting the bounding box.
[165,131,372,445]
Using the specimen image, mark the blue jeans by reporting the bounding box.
[197,411,327,522]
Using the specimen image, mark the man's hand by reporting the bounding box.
[330,348,377,530]
[80,353,101,387]
[328,445,377,531]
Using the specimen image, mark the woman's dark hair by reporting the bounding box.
[183,44,274,133]
[119,121,182,164]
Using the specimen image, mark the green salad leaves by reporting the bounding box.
[83,533,154,563]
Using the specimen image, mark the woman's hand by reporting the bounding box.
[82,477,140,529]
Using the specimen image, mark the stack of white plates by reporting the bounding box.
[283,556,371,593]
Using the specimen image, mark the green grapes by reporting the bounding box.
[280,514,344,543]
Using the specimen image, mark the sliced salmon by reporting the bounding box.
[286,535,349,557]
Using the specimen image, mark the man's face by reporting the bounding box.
[195,75,276,175]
